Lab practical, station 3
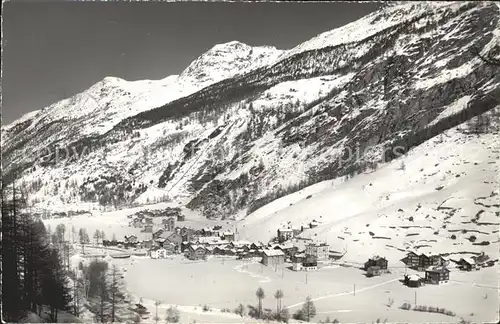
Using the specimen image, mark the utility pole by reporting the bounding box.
[155,300,161,324]
[414,291,417,306]
[354,284,356,296]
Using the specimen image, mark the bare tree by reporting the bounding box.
[154,300,162,324]
[256,287,265,318]
[235,303,245,317]
[274,289,284,313]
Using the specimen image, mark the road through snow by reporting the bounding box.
[285,278,400,309]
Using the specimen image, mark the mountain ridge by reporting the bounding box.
[1,1,499,224]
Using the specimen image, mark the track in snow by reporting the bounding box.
[285,278,400,309]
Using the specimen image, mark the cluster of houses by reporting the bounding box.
[397,251,492,287]
[276,220,321,242]
[144,225,332,273]
[402,252,450,286]
[128,210,185,234]
[147,226,240,259]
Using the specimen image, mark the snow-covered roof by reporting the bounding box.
[278,228,293,232]
[461,257,475,265]
[197,236,223,244]
[233,240,251,246]
[408,274,421,281]
[278,242,295,249]
[262,249,285,257]
[188,244,206,251]
[307,242,329,247]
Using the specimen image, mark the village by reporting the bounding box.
[103,211,497,289]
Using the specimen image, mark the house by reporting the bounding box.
[177,214,185,222]
[293,262,303,271]
[166,233,183,253]
[302,255,318,271]
[153,229,165,240]
[404,251,443,270]
[197,236,225,246]
[132,219,143,228]
[180,242,191,252]
[162,217,175,231]
[224,248,236,256]
[212,226,222,236]
[222,232,235,242]
[213,246,224,255]
[150,247,167,259]
[143,224,153,233]
[472,252,489,264]
[292,252,306,264]
[238,245,250,252]
[419,253,444,270]
[292,227,302,236]
[309,220,320,228]
[364,256,388,271]
[124,235,138,244]
[180,228,195,242]
[248,249,261,258]
[367,266,381,277]
[163,242,177,254]
[250,242,264,250]
[145,217,153,224]
[201,227,214,237]
[139,240,154,250]
[276,242,297,254]
[261,249,285,267]
[231,240,252,249]
[305,242,329,261]
[404,252,420,268]
[425,267,450,284]
[185,245,207,260]
[457,257,476,271]
[405,274,423,287]
[277,228,294,242]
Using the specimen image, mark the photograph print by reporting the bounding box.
[1,0,500,323]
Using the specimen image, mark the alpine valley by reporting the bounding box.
[3,0,500,233]
[3,1,500,322]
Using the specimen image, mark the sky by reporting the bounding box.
[2,1,381,125]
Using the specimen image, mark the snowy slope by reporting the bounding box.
[237,111,500,264]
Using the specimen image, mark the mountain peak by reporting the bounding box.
[178,40,283,88]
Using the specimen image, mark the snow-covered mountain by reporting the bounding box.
[2,0,499,236]
[178,41,284,87]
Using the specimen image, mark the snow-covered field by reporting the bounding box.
[104,255,498,323]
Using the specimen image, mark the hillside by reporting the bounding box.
[237,111,500,264]
[1,1,499,225]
